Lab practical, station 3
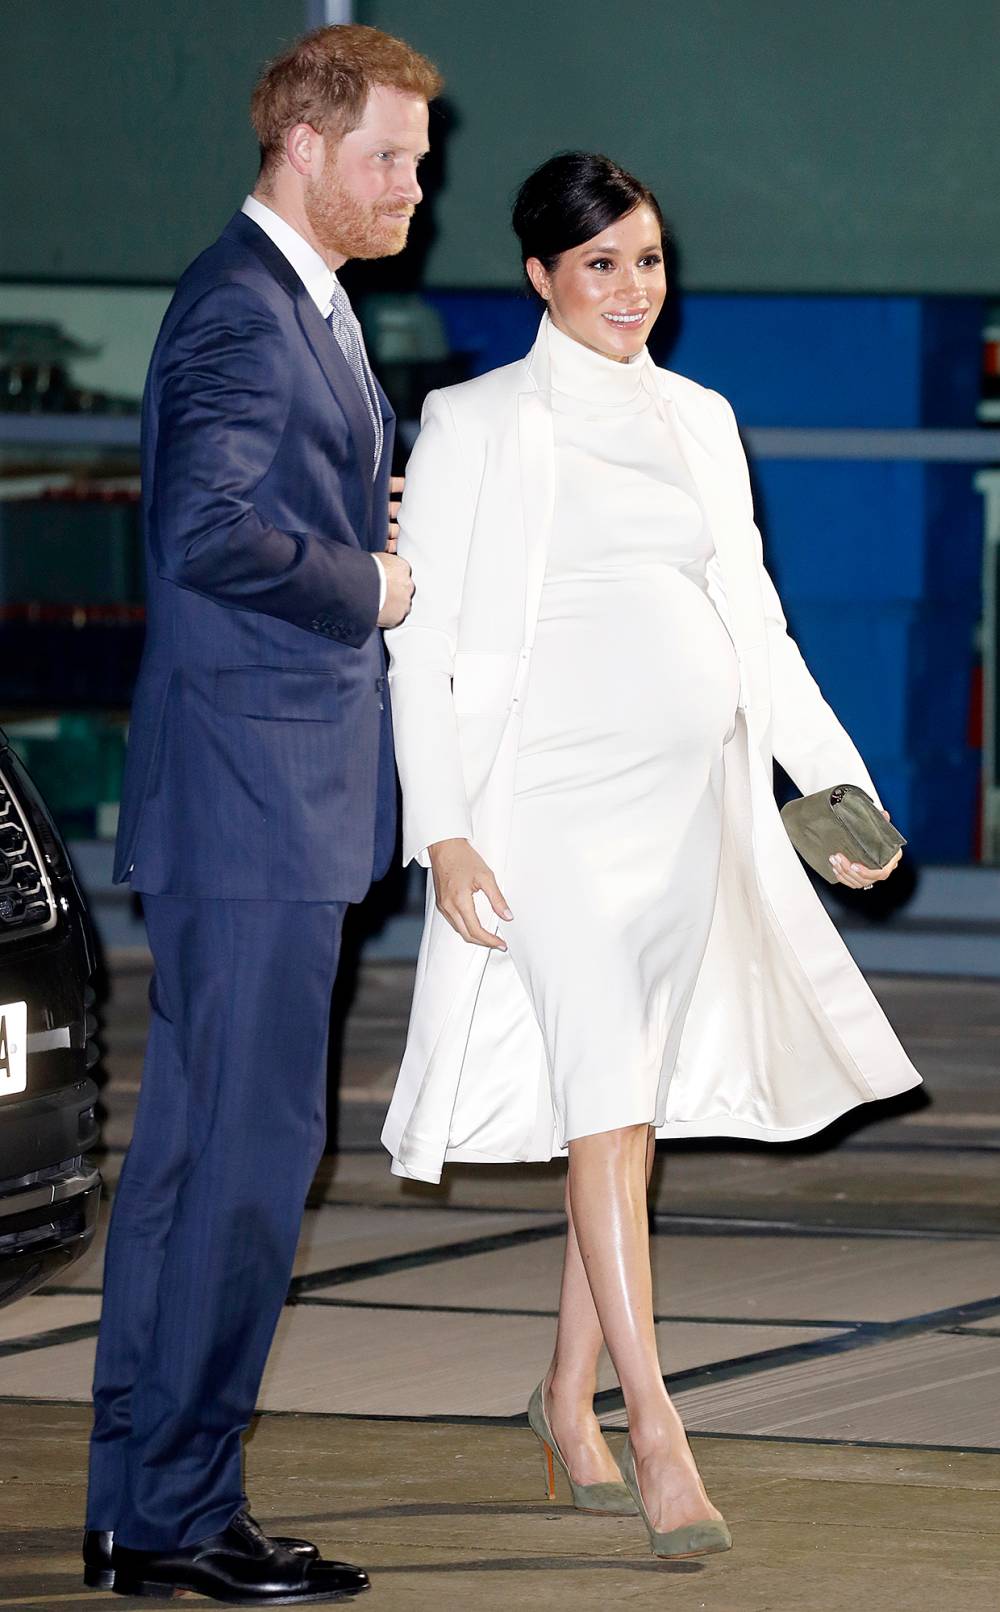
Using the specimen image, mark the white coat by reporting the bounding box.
[382,319,921,1183]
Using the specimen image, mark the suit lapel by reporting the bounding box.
[224,211,379,533]
[369,382,397,556]
[374,373,395,429]
[295,293,377,530]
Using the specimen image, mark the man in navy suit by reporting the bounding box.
[84,25,441,1604]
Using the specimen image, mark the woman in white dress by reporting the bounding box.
[382,153,917,1558]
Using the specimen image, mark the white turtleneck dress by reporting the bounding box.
[501,321,741,1144]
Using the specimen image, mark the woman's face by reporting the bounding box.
[527,203,667,362]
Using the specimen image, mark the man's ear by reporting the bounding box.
[285,121,325,179]
[525,257,550,303]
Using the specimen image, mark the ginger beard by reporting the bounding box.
[305,147,413,261]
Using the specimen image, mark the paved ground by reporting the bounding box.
[0,961,998,1609]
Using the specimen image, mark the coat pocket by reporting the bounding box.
[215,666,343,721]
[451,651,519,715]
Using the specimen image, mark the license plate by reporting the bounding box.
[0,1001,27,1098]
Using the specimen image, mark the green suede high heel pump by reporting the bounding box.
[527,1381,636,1515]
[620,1439,732,1559]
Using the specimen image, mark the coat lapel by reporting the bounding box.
[658,390,764,650]
[657,387,772,737]
[516,324,556,670]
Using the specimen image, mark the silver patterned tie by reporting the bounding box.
[326,277,383,477]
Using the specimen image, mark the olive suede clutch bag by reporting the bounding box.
[780,784,906,885]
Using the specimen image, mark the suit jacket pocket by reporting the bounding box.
[215,666,343,721]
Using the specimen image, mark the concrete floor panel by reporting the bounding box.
[45,1199,563,1294]
[0,1307,845,1418]
[609,1330,1000,1448]
[323,1226,1000,1324]
[0,1295,101,1347]
[2,1406,1000,1612]
[296,1144,1000,1235]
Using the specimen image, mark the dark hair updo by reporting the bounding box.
[512,151,666,277]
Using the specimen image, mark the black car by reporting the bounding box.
[0,728,101,1307]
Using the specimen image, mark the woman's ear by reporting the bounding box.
[525,257,550,303]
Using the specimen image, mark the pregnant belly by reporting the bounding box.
[517,568,740,786]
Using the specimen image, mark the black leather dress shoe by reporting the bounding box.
[82,1530,117,1592]
[83,1509,319,1591]
[109,1511,368,1603]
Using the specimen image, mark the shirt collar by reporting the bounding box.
[241,195,339,318]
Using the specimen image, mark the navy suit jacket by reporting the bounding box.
[115,211,398,901]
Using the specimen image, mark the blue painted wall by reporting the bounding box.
[424,291,986,860]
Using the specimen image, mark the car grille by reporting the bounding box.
[0,768,56,939]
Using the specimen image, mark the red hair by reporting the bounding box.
[251,24,443,179]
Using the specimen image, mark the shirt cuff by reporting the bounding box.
[372,554,388,613]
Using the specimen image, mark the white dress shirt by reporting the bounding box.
[241,195,387,611]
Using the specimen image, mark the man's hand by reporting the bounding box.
[376,552,414,628]
[387,475,404,552]
[428,838,513,950]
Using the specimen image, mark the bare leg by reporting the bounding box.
[543,1129,655,1484]
[566,1122,722,1532]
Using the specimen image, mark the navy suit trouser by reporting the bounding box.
[86,893,347,1549]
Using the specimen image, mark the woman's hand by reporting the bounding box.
[428,838,513,950]
[829,809,902,890]
[387,475,405,552]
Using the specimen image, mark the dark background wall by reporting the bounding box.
[0,0,301,281]
[3,0,998,291]
[359,0,999,293]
